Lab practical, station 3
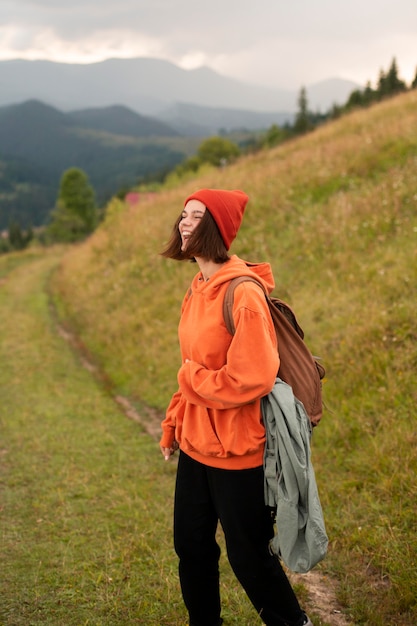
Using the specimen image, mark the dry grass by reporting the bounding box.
[49,91,417,624]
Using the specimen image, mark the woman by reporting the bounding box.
[160,188,312,626]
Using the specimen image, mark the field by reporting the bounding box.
[1,90,417,624]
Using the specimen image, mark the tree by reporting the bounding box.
[197,137,240,167]
[47,167,97,242]
[293,87,312,135]
[376,68,389,99]
[8,221,25,250]
[385,57,406,95]
[7,221,33,251]
[329,103,343,119]
[263,124,287,148]
[362,81,376,106]
[0,237,11,254]
[345,89,365,110]
[412,67,417,90]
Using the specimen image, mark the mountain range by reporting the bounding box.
[0,57,360,230]
[0,57,359,133]
[0,100,190,230]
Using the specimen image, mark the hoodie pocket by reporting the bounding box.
[181,403,265,459]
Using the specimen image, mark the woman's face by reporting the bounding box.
[179,199,206,251]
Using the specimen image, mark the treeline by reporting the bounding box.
[331,57,414,116]
[166,57,416,174]
[263,57,416,147]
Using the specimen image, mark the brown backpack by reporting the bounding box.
[223,276,325,426]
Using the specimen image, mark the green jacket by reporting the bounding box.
[262,378,328,573]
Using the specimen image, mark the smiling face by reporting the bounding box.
[179,199,206,251]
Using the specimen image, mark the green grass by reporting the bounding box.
[0,251,178,625]
[48,90,417,624]
[0,250,324,625]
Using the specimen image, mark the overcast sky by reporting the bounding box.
[1,0,416,89]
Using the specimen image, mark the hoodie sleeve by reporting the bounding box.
[177,283,279,409]
[160,389,183,448]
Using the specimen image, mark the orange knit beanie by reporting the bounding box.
[184,188,249,250]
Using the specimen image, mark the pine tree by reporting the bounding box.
[362,81,376,106]
[345,89,364,110]
[293,87,312,134]
[377,68,388,99]
[411,67,417,89]
[385,57,406,95]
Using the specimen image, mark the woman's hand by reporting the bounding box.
[160,440,179,461]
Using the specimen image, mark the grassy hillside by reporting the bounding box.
[51,91,417,624]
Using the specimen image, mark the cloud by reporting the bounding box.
[0,0,416,87]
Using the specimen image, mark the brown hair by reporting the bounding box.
[161,209,230,263]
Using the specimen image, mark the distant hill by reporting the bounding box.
[0,58,359,121]
[0,58,361,229]
[0,100,187,229]
[157,102,293,136]
[68,105,178,138]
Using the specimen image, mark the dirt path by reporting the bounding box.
[290,571,351,626]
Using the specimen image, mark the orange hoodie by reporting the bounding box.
[160,255,279,470]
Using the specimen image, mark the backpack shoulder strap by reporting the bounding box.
[223,276,266,335]
[223,277,306,341]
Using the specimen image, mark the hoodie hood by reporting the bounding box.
[190,255,275,298]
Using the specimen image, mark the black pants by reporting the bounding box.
[174,452,305,626]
